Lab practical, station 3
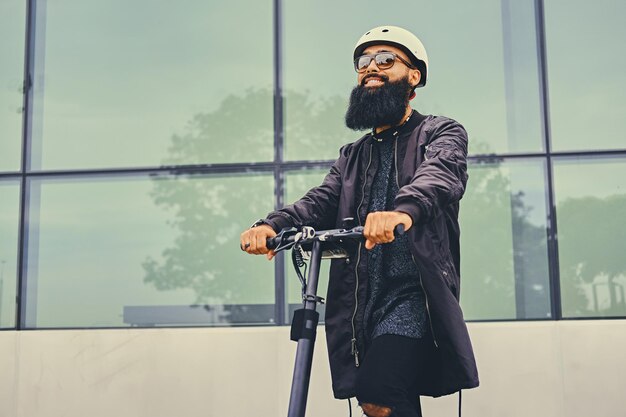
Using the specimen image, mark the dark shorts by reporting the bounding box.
[355,334,430,417]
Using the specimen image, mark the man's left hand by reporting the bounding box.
[363,211,413,250]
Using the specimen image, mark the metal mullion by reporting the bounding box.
[22,162,278,178]
[16,0,37,330]
[281,161,334,172]
[281,160,334,169]
[0,173,22,180]
[550,153,626,164]
[467,150,626,167]
[547,149,626,158]
[273,0,286,326]
[536,0,562,320]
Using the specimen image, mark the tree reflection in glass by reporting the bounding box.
[461,155,550,320]
[558,195,626,317]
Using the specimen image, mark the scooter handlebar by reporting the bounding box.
[265,224,405,251]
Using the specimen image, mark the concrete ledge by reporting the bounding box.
[1,320,625,417]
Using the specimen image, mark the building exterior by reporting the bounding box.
[0,1,625,416]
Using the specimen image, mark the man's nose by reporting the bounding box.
[365,58,380,73]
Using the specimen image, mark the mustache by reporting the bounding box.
[361,73,389,86]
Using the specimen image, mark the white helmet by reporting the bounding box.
[353,25,429,87]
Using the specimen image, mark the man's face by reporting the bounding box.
[345,44,422,131]
[356,44,421,89]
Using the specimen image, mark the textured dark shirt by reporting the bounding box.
[363,112,428,343]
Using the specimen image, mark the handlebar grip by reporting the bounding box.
[266,237,278,250]
[352,224,404,236]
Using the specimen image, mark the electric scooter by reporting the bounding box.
[266,222,404,417]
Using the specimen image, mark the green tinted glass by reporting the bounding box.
[0,180,20,328]
[460,160,551,320]
[546,0,626,151]
[24,174,274,328]
[554,157,626,318]
[284,0,542,160]
[284,160,552,321]
[30,0,273,170]
[0,2,26,172]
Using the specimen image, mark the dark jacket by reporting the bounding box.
[263,114,479,399]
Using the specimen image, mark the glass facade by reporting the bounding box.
[23,174,274,328]
[29,0,273,170]
[0,1,26,172]
[545,0,626,152]
[1,0,624,328]
[460,160,551,320]
[283,0,543,160]
[554,157,626,318]
[0,181,20,328]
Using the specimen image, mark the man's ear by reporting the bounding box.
[410,69,422,87]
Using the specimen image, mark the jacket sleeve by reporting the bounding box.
[262,144,350,232]
[394,118,468,224]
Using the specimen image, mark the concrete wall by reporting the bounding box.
[0,320,625,417]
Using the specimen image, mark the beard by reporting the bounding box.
[345,75,413,131]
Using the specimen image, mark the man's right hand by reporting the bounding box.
[240,225,277,260]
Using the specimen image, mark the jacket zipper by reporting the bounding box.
[415,263,438,348]
[394,139,439,348]
[350,143,373,368]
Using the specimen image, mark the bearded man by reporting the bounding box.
[241,26,479,417]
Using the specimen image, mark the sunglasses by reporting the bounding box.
[354,52,416,73]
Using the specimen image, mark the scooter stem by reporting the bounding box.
[287,240,323,417]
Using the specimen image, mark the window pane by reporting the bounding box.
[284,169,330,319]
[460,159,551,320]
[24,174,274,328]
[545,0,626,151]
[0,2,26,172]
[283,0,542,161]
[30,0,273,170]
[554,157,626,318]
[0,180,20,328]
[283,160,552,322]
